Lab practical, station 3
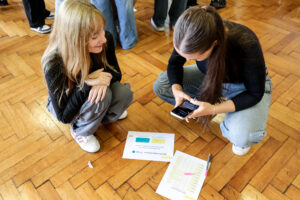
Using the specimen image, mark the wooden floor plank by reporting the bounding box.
[0,180,22,200]
[0,0,299,199]
[285,185,300,200]
[250,138,298,192]
[37,181,62,200]
[18,181,41,200]
[229,137,282,192]
[271,149,300,192]
[240,184,270,200]
[262,185,291,200]
[76,182,103,200]
[95,183,122,200]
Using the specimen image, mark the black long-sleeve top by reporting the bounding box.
[167,21,266,111]
[43,31,121,124]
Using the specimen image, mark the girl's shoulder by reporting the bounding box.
[225,20,260,50]
[42,50,64,74]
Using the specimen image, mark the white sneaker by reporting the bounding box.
[30,24,51,34]
[118,110,128,120]
[46,12,55,20]
[71,130,100,153]
[151,18,164,32]
[232,144,250,156]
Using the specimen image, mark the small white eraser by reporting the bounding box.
[88,161,93,168]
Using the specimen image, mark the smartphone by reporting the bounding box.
[170,100,199,120]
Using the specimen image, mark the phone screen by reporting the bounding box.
[170,100,199,119]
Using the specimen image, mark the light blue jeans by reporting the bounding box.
[55,0,138,49]
[153,65,272,148]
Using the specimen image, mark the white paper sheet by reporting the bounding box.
[122,131,175,162]
[156,151,208,200]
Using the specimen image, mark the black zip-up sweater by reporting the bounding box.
[43,31,121,124]
[167,21,266,111]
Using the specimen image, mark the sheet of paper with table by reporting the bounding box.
[156,151,208,200]
[122,131,175,162]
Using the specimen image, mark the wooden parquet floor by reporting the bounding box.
[0,0,299,199]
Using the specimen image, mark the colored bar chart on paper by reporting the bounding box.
[123,131,175,162]
[136,137,150,143]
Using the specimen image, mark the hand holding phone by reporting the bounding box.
[170,100,199,120]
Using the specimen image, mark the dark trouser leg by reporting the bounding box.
[152,0,168,27]
[169,0,188,26]
[22,0,47,27]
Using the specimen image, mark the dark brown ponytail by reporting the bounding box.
[174,5,226,126]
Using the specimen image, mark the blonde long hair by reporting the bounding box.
[42,0,112,104]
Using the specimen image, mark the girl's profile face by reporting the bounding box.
[89,28,106,53]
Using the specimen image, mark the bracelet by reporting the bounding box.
[212,105,216,115]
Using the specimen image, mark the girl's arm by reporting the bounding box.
[44,59,90,124]
[167,48,187,86]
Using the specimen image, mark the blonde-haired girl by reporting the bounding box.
[42,0,133,153]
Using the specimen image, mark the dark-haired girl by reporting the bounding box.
[153,6,272,156]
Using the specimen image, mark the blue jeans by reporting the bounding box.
[153,65,272,148]
[55,0,138,49]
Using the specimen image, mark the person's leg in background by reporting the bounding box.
[114,0,138,49]
[55,0,64,15]
[151,0,168,31]
[22,0,51,33]
[55,0,118,46]
[91,0,118,47]
[0,0,8,6]
[210,0,226,9]
[169,0,187,27]
[186,0,198,8]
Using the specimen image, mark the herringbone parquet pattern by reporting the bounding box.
[0,0,299,199]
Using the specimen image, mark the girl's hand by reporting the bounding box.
[172,84,192,108]
[186,99,215,122]
[88,85,108,104]
[85,68,112,86]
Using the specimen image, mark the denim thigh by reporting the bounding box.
[220,76,273,147]
[153,65,205,105]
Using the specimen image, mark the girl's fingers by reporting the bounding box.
[185,117,189,123]
[90,88,98,103]
[95,88,102,104]
[100,87,107,101]
[88,88,94,102]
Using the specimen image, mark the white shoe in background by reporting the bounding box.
[46,12,55,20]
[30,24,51,34]
[151,18,164,32]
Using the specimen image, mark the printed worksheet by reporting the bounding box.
[122,131,175,162]
[156,151,208,200]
